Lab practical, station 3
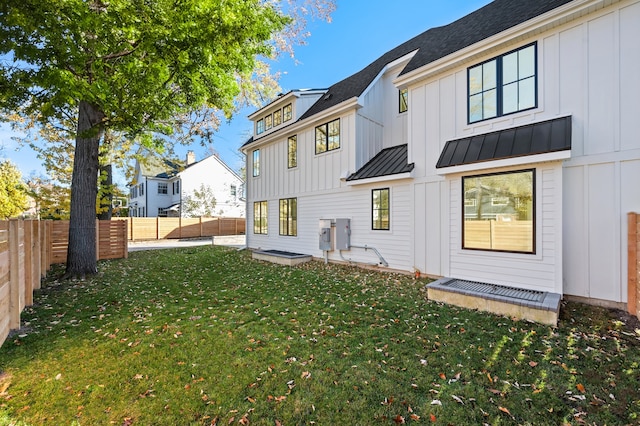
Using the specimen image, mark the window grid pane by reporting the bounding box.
[273,109,282,127]
[288,135,297,168]
[399,89,408,113]
[283,104,292,121]
[372,188,390,230]
[279,198,297,236]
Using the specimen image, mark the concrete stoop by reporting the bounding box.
[252,249,312,266]
[426,278,561,326]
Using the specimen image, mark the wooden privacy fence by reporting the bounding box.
[629,213,639,320]
[116,217,246,241]
[0,219,128,347]
[463,220,533,253]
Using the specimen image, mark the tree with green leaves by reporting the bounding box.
[0,160,28,218]
[182,184,218,218]
[0,0,334,277]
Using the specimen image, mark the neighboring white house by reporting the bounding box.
[242,0,640,309]
[129,151,245,218]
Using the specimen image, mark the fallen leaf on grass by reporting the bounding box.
[393,414,405,424]
[576,383,586,393]
[498,406,513,417]
[429,413,436,422]
[529,361,538,367]
[452,394,464,404]
[430,400,442,406]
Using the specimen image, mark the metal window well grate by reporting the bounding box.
[440,279,546,303]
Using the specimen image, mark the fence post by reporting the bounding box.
[8,220,21,330]
[23,221,33,307]
[123,220,129,259]
[629,213,638,317]
[32,220,41,290]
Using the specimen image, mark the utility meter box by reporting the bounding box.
[319,219,332,250]
[335,218,351,250]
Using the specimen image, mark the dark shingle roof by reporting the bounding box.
[346,144,414,181]
[300,0,572,121]
[435,116,571,169]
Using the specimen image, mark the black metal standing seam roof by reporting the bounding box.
[298,0,573,123]
[435,116,572,169]
[346,144,414,181]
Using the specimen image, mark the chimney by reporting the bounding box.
[186,151,196,165]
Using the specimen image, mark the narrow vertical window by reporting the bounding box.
[265,114,273,130]
[399,88,408,113]
[256,119,265,134]
[253,201,268,234]
[372,188,390,230]
[279,198,297,236]
[273,109,282,127]
[283,103,292,122]
[252,149,260,177]
[287,135,297,168]
[230,184,237,197]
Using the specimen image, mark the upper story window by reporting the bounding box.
[172,181,180,195]
[256,119,265,135]
[283,103,292,122]
[287,135,297,168]
[265,114,273,130]
[315,118,340,154]
[399,88,408,113]
[468,43,537,124]
[273,109,282,127]
[230,184,237,197]
[158,182,168,194]
[252,149,260,177]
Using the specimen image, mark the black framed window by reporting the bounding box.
[253,201,268,234]
[252,149,260,177]
[283,104,292,122]
[287,135,297,168]
[315,118,340,154]
[399,88,408,113]
[265,114,273,130]
[468,43,537,123]
[273,109,282,127]
[372,188,390,230]
[462,169,535,253]
[279,198,297,236]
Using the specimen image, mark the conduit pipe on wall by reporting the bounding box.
[339,245,389,267]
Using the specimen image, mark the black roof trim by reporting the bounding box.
[347,144,414,181]
[436,116,572,169]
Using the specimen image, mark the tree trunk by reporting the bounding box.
[97,164,113,220]
[66,100,105,277]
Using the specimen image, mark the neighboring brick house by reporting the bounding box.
[241,0,640,310]
[129,151,245,218]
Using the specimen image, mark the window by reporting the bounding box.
[230,184,237,197]
[287,135,297,168]
[468,43,536,123]
[399,88,408,113]
[172,181,180,195]
[462,169,535,253]
[273,109,282,127]
[315,118,340,154]
[279,198,297,236]
[257,119,265,135]
[283,103,292,122]
[252,149,260,177]
[265,114,273,130]
[158,207,167,217]
[139,183,144,196]
[158,182,168,194]
[372,188,390,230]
[253,201,268,234]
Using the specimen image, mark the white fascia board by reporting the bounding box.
[242,97,360,152]
[360,50,419,99]
[345,171,414,186]
[394,0,604,87]
[436,150,571,176]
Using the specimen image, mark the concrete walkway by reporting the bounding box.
[128,235,246,252]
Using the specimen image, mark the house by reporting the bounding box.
[241,0,640,314]
[129,151,245,218]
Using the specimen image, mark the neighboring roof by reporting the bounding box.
[299,0,572,122]
[435,116,572,169]
[347,144,414,181]
[139,157,183,179]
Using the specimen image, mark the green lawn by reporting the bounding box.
[0,246,639,425]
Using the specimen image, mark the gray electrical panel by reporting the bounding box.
[319,219,332,250]
[335,218,351,250]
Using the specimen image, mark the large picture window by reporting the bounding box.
[468,43,536,123]
[372,188,390,230]
[279,198,297,236]
[315,118,340,154]
[287,135,297,168]
[462,169,535,253]
[253,201,268,234]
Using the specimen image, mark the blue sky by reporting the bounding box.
[0,0,491,186]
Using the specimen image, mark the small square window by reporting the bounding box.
[158,182,168,194]
[315,118,340,154]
